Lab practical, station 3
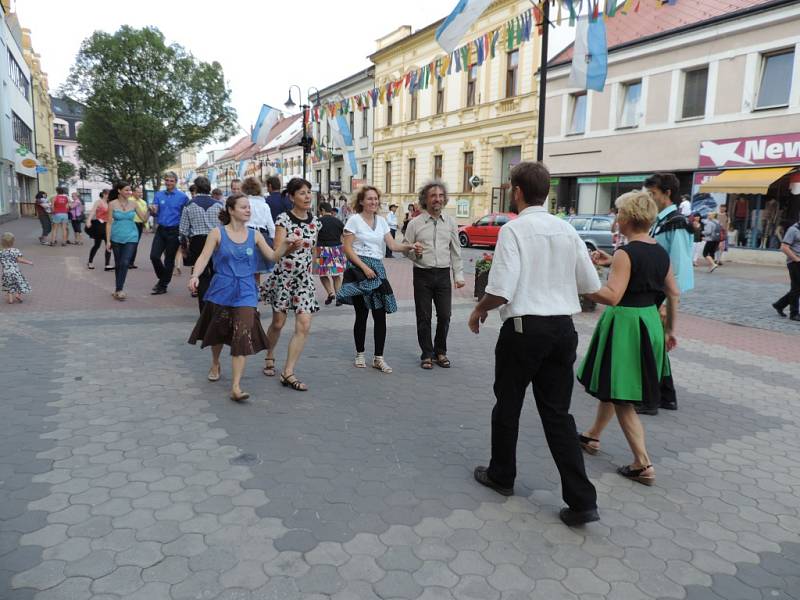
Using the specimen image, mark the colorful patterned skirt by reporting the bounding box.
[314,245,346,276]
[577,305,671,409]
[336,255,397,313]
[188,302,269,357]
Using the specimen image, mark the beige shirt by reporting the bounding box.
[403,212,464,282]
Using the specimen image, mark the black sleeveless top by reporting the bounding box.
[616,241,671,307]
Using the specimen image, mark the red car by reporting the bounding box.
[458,212,517,248]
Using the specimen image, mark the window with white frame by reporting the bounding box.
[569,93,587,134]
[619,81,642,127]
[681,67,708,119]
[361,106,369,137]
[53,122,68,138]
[467,64,478,107]
[505,50,519,98]
[7,50,30,101]
[436,77,445,115]
[756,49,794,109]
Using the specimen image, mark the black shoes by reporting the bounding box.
[473,466,513,496]
[772,303,786,318]
[635,406,659,416]
[660,401,678,411]
[151,286,167,295]
[559,507,600,527]
[791,314,800,322]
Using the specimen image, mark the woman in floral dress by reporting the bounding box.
[261,178,319,391]
[1,232,33,304]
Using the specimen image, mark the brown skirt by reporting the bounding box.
[188,302,268,356]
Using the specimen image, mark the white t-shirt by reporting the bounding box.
[679,199,692,217]
[345,213,390,259]
[246,195,276,238]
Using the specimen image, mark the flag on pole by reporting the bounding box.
[328,115,358,179]
[569,15,608,92]
[237,160,247,179]
[251,104,281,147]
[207,168,218,186]
[435,0,492,54]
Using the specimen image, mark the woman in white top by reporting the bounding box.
[242,177,276,282]
[337,186,420,373]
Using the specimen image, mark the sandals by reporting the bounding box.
[207,365,221,382]
[372,356,392,374]
[262,357,276,377]
[230,390,250,402]
[434,355,451,368]
[325,293,335,305]
[617,464,655,486]
[280,372,308,391]
[579,434,600,455]
[421,358,433,370]
[354,352,367,368]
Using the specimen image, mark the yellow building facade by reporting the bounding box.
[21,27,57,197]
[369,0,541,224]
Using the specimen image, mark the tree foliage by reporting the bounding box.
[56,156,75,183]
[61,26,238,186]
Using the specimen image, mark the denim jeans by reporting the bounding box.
[112,242,137,292]
[150,226,180,289]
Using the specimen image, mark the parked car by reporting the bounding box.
[458,212,517,248]
[567,215,615,252]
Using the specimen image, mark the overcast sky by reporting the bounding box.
[16,0,574,154]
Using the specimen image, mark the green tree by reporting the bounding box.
[56,156,76,183]
[61,26,237,187]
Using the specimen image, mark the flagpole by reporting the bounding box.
[536,0,549,163]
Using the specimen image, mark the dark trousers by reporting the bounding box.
[413,267,452,359]
[38,213,51,238]
[131,223,145,265]
[188,235,213,313]
[150,226,180,289]
[488,317,597,512]
[775,261,800,317]
[386,229,396,258]
[353,296,386,355]
[88,236,111,267]
[734,218,747,246]
[112,242,137,292]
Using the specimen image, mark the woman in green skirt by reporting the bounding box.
[576,191,680,486]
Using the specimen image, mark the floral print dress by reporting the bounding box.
[1,248,31,295]
[262,211,320,314]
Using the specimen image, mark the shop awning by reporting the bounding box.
[699,167,794,194]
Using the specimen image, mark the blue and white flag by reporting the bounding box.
[251,104,281,147]
[185,170,195,185]
[435,0,492,54]
[328,114,358,178]
[237,160,247,179]
[207,168,218,186]
[569,15,608,92]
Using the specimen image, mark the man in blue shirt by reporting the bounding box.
[644,172,694,414]
[149,171,188,294]
[264,176,291,223]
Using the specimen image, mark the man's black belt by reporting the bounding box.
[505,314,571,334]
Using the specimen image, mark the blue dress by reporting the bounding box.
[204,226,259,308]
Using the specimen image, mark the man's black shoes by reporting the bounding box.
[151,286,167,295]
[635,406,659,416]
[559,507,600,527]
[473,466,513,496]
[660,401,678,411]
[772,303,786,318]
[791,314,800,322]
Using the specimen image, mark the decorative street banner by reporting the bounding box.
[252,104,281,147]
[568,14,608,91]
[698,133,800,168]
[436,0,493,54]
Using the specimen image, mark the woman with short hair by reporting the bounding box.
[314,201,345,305]
[242,176,275,282]
[577,191,680,487]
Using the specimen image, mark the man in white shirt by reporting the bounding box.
[468,161,602,527]
[678,194,692,217]
[385,204,398,257]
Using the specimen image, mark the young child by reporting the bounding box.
[1,232,33,304]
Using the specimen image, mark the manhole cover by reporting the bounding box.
[229,452,261,466]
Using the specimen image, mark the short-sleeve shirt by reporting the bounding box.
[52,195,70,214]
[344,213,390,259]
[153,189,188,227]
[317,215,345,247]
[782,224,800,264]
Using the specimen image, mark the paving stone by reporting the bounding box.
[116,541,163,568]
[220,560,269,590]
[10,560,65,591]
[339,554,385,583]
[305,541,350,566]
[63,550,116,578]
[413,561,460,588]
[453,574,501,600]
[378,546,424,571]
[373,570,424,599]
[142,555,191,584]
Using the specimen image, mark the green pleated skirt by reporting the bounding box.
[577,305,672,407]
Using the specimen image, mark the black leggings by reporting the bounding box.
[353,296,386,356]
[89,237,111,266]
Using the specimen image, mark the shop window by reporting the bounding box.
[569,93,587,134]
[505,50,519,98]
[408,158,416,193]
[462,151,474,193]
[385,161,392,193]
[467,64,478,107]
[681,67,708,119]
[756,49,794,109]
[619,80,642,128]
[433,155,443,180]
[436,78,445,115]
[410,92,418,121]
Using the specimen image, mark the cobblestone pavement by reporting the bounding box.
[1,218,799,599]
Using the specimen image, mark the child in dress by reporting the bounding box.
[1,233,33,304]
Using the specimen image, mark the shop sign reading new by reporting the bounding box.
[698,132,800,168]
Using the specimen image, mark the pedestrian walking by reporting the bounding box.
[314,201,345,305]
[188,193,300,401]
[34,191,52,244]
[264,176,291,223]
[577,191,681,487]
[403,181,465,369]
[644,172,693,414]
[1,232,33,304]
[243,177,276,284]
[716,204,729,264]
[691,214,703,266]
[385,204,398,258]
[337,186,420,374]
[229,179,242,195]
[68,192,85,245]
[261,178,320,392]
[772,220,800,321]
[468,161,602,527]
[130,186,148,268]
[106,181,149,300]
[85,189,112,271]
[180,176,224,312]
[401,203,415,235]
[678,194,692,217]
[49,187,71,247]
[149,171,188,295]
[702,212,721,273]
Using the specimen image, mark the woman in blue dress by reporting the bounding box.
[188,193,301,402]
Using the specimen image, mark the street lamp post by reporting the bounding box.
[320,135,335,200]
[284,85,319,182]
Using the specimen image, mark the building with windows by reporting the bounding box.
[369,0,541,223]
[51,95,107,204]
[543,0,799,254]
[0,1,36,222]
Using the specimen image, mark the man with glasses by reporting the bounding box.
[149,171,188,295]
